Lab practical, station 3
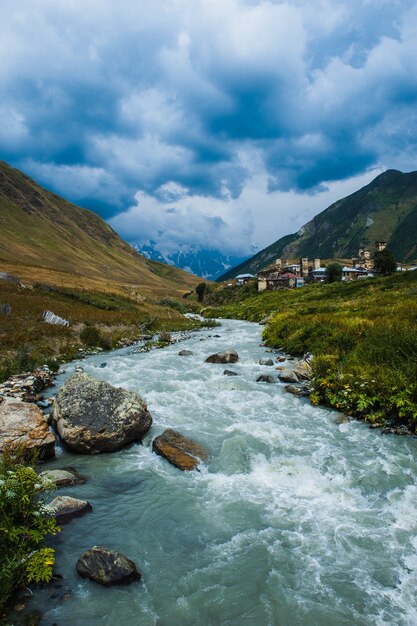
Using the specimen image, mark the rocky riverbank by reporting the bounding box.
[0,367,55,404]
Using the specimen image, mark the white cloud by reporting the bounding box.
[110,152,384,255]
[0,0,416,254]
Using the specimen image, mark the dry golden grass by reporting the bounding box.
[0,277,200,380]
[0,161,201,297]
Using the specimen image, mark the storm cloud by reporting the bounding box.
[1,0,416,254]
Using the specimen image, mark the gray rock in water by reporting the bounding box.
[205,350,239,364]
[178,350,193,357]
[37,399,52,409]
[335,415,350,425]
[153,429,208,471]
[259,359,274,366]
[278,369,299,384]
[53,373,152,454]
[292,360,312,381]
[285,385,309,397]
[76,546,141,586]
[0,399,55,459]
[99,362,107,368]
[48,495,92,524]
[256,375,276,384]
[223,370,238,376]
[39,468,86,488]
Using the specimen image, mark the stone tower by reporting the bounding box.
[313,258,321,271]
[355,248,373,270]
[300,257,309,278]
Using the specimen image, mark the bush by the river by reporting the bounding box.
[204,271,417,428]
[80,324,112,350]
[0,449,60,612]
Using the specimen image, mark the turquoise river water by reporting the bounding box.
[33,318,417,626]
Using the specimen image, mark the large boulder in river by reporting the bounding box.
[48,495,92,524]
[205,350,239,364]
[152,429,208,471]
[76,546,141,586]
[53,373,152,454]
[0,399,55,459]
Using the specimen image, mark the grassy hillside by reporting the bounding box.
[204,271,417,430]
[219,169,417,280]
[0,278,206,381]
[0,160,211,379]
[0,161,200,296]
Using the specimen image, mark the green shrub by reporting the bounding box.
[200,319,221,328]
[374,247,397,275]
[15,344,32,372]
[325,262,343,283]
[79,324,112,350]
[196,282,210,302]
[80,324,101,346]
[0,449,60,611]
[159,298,187,314]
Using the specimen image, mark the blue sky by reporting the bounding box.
[1,0,417,255]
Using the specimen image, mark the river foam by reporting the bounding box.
[34,319,417,626]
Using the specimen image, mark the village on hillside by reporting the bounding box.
[233,242,417,291]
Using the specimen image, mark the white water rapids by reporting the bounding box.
[34,319,417,626]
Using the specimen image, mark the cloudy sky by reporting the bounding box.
[1,0,417,256]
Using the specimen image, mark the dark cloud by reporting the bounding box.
[0,0,417,250]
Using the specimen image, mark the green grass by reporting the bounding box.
[205,272,417,429]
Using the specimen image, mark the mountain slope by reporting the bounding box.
[219,169,417,280]
[0,161,200,295]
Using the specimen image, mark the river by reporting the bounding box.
[34,318,417,626]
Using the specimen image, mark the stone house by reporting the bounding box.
[352,241,388,271]
[258,267,297,291]
[309,267,326,283]
[258,257,323,291]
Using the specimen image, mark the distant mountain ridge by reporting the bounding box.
[0,161,200,295]
[218,169,417,281]
[133,242,251,280]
